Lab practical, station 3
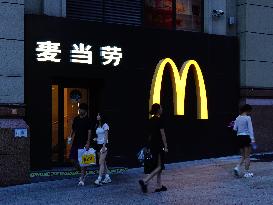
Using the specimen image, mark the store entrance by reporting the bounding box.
[51,85,89,165]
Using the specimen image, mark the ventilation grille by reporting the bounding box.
[104,0,142,26]
[67,0,142,26]
[67,0,103,22]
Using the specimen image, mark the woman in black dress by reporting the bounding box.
[139,103,168,193]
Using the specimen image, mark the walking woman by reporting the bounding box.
[233,104,256,178]
[93,113,111,185]
[139,103,168,193]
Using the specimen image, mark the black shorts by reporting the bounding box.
[94,144,104,152]
[144,148,165,174]
[237,135,251,149]
[94,144,109,163]
[94,144,109,152]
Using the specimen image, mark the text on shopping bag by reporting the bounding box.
[81,154,96,165]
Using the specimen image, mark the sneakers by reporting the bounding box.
[138,180,148,193]
[102,176,112,184]
[243,172,254,178]
[233,167,240,177]
[78,180,85,186]
[79,174,112,186]
[78,174,87,186]
[234,167,254,178]
[94,178,103,186]
[95,175,111,185]
[155,185,167,192]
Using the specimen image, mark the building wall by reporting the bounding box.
[0,0,24,104]
[237,0,273,153]
[24,0,43,14]
[22,0,273,156]
[25,0,66,17]
[0,0,27,186]
[226,0,237,36]
[237,0,273,88]
[240,91,273,153]
[43,0,66,17]
[204,0,237,36]
[25,15,239,168]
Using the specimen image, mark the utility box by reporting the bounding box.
[0,119,30,186]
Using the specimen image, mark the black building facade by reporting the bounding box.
[25,15,239,169]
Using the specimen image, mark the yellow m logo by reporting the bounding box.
[149,58,208,119]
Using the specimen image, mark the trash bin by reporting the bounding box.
[0,119,30,186]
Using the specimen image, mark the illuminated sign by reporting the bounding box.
[149,58,208,119]
[36,41,123,66]
[100,46,123,66]
[70,43,93,64]
[36,41,61,62]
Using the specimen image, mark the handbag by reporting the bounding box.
[78,148,96,167]
[143,148,154,174]
[137,147,146,165]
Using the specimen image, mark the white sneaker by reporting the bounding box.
[243,172,254,178]
[94,178,102,186]
[78,174,87,186]
[78,180,85,186]
[102,176,112,184]
[233,167,240,177]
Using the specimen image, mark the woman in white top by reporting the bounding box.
[233,104,255,178]
[93,113,111,185]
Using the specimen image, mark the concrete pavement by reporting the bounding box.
[0,155,273,205]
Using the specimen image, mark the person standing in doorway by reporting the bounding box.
[69,103,93,186]
[233,104,256,178]
[93,113,111,185]
[139,103,168,193]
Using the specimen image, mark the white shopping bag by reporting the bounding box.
[78,148,96,167]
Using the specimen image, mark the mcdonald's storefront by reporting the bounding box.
[25,15,239,169]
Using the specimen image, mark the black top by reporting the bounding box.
[148,115,164,151]
[72,115,93,147]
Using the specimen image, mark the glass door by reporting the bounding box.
[63,88,89,162]
[51,85,59,163]
[51,85,89,164]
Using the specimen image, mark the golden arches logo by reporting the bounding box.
[149,58,208,119]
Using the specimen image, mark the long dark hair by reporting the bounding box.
[149,103,161,115]
[95,113,108,129]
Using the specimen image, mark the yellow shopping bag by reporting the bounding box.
[78,148,96,167]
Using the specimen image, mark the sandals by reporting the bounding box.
[155,185,167,192]
[138,180,148,193]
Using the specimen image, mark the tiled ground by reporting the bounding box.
[0,156,272,205]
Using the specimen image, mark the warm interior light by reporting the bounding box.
[149,58,208,119]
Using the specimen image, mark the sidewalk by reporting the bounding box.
[0,155,272,205]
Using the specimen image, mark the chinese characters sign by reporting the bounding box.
[70,43,92,64]
[36,41,123,67]
[100,46,122,66]
[36,41,61,62]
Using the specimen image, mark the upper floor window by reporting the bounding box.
[176,0,201,31]
[66,0,202,32]
[144,0,202,32]
[144,0,173,29]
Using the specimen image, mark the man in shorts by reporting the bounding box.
[69,103,93,186]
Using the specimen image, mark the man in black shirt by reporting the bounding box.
[69,103,92,186]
